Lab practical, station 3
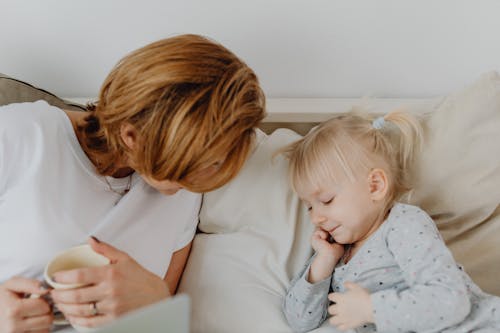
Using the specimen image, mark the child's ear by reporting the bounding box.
[367,168,388,201]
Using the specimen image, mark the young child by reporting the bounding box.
[282,110,500,332]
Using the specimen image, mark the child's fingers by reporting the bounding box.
[314,228,328,239]
[311,231,319,242]
[328,304,338,316]
[329,315,343,327]
[330,315,351,332]
[328,292,340,304]
[319,230,328,240]
[344,281,363,291]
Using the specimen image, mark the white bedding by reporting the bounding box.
[178,72,500,333]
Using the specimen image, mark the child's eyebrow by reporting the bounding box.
[298,185,331,202]
[299,191,324,205]
[311,189,323,196]
[298,196,308,203]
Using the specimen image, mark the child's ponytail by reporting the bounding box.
[370,110,424,202]
[376,111,423,172]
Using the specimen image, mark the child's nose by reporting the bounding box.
[311,209,326,226]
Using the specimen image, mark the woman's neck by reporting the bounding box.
[64,110,134,178]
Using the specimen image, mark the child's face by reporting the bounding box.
[298,173,384,246]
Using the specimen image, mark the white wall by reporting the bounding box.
[1,0,499,98]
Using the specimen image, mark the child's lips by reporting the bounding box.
[328,225,340,234]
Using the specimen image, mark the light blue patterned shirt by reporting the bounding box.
[283,203,500,333]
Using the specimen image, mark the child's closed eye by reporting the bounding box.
[322,197,335,205]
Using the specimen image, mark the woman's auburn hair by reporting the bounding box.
[79,34,265,192]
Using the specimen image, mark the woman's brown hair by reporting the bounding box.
[78,34,265,192]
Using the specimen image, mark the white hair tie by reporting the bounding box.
[372,116,385,129]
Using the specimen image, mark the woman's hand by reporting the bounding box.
[328,282,374,331]
[50,237,170,329]
[0,276,53,333]
[308,228,345,283]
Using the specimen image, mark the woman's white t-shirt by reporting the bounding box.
[0,101,201,282]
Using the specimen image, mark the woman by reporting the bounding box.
[0,34,265,332]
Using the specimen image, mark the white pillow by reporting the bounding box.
[179,71,500,333]
[178,128,314,333]
[409,71,500,295]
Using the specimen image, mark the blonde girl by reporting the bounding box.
[282,110,500,332]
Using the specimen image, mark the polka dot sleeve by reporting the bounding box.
[282,255,332,332]
[370,207,470,333]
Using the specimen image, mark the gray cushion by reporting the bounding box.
[0,73,85,111]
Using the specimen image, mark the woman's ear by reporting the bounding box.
[120,123,138,150]
[367,168,389,201]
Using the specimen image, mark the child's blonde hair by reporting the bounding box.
[284,108,423,208]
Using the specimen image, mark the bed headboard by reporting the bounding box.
[68,97,439,135]
[260,98,438,134]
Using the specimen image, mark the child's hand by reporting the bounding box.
[327,282,374,331]
[307,228,345,283]
[311,228,344,260]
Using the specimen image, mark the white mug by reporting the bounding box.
[32,244,110,332]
